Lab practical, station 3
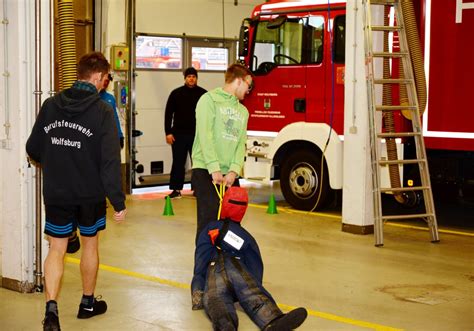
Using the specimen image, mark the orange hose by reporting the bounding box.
[401,0,427,119]
[57,0,77,91]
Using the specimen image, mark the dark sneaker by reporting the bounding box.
[264,307,308,331]
[43,312,61,331]
[67,231,80,254]
[77,297,108,319]
[167,190,181,199]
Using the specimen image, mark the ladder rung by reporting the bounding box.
[378,159,427,165]
[374,78,413,84]
[377,132,421,138]
[373,51,408,58]
[370,0,396,5]
[380,186,430,193]
[381,213,435,221]
[371,25,402,32]
[375,105,417,111]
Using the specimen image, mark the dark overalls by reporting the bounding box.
[192,219,284,331]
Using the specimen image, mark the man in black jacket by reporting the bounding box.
[26,52,127,331]
[164,67,207,199]
[191,187,307,330]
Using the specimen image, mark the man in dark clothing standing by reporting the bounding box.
[191,187,308,331]
[26,52,127,331]
[164,67,207,199]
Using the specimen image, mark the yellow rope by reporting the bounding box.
[213,183,225,220]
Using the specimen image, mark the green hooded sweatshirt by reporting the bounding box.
[192,87,249,175]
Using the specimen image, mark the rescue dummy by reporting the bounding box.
[191,187,307,330]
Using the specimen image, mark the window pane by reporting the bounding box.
[136,36,182,69]
[333,15,346,64]
[253,18,303,69]
[191,47,228,71]
[308,16,324,64]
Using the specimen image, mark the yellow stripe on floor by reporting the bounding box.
[66,256,403,330]
[248,203,474,237]
[279,303,403,331]
[248,202,342,220]
[66,256,189,290]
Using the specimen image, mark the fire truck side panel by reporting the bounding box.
[306,11,346,135]
[246,67,307,132]
[423,0,474,152]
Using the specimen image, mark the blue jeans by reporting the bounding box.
[203,253,282,330]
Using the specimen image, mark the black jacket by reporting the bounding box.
[164,84,207,135]
[26,87,125,211]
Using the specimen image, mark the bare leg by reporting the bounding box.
[80,234,99,295]
[44,237,68,301]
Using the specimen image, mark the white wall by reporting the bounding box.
[136,0,256,38]
[0,0,51,288]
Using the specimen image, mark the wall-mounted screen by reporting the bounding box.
[136,35,182,69]
[191,47,229,71]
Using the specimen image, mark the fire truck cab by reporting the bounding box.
[240,0,348,210]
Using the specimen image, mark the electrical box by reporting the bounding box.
[114,80,128,107]
[110,45,129,71]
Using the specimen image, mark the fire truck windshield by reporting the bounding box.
[251,15,325,74]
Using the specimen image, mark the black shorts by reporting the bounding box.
[44,201,107,238]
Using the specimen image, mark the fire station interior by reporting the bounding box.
[0,1,473,330]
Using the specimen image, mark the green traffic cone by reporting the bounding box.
[163,196,174,216]
[266,194,278,214]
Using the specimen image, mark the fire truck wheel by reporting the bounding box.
[280,150,330,211]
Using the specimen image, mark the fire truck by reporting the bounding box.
[239,0,474,210]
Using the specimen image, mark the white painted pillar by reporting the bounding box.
[0,0,51,291]
[342,0,374,234]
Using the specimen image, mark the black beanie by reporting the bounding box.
[184,67,198,78]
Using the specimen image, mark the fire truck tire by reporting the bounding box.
[280,150,330,211]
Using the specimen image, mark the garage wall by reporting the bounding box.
[105,0,261,187]
[0,0,51,288]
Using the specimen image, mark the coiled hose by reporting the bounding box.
[400,0,427,119]
[57,0,77,91]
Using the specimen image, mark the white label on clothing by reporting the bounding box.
[223,230,244,250]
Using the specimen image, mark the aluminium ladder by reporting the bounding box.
[363,0,439,246]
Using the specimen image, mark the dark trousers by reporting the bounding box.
[170,133,194,190]
[192,168,240,244]
[203,253,282,330]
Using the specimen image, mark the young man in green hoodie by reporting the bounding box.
[191,63,253,243]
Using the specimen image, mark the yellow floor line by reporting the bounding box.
[66,256,402,330]
[66,257,189,290]
[248,203,474,237]
[248,203,342,220]
[279,303,403,331]
[385,222,474,237]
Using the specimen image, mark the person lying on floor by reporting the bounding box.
[191,186,307,331]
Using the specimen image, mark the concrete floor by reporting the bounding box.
[1,183,473,330]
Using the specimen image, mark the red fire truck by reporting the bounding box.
[239,0,474,210]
